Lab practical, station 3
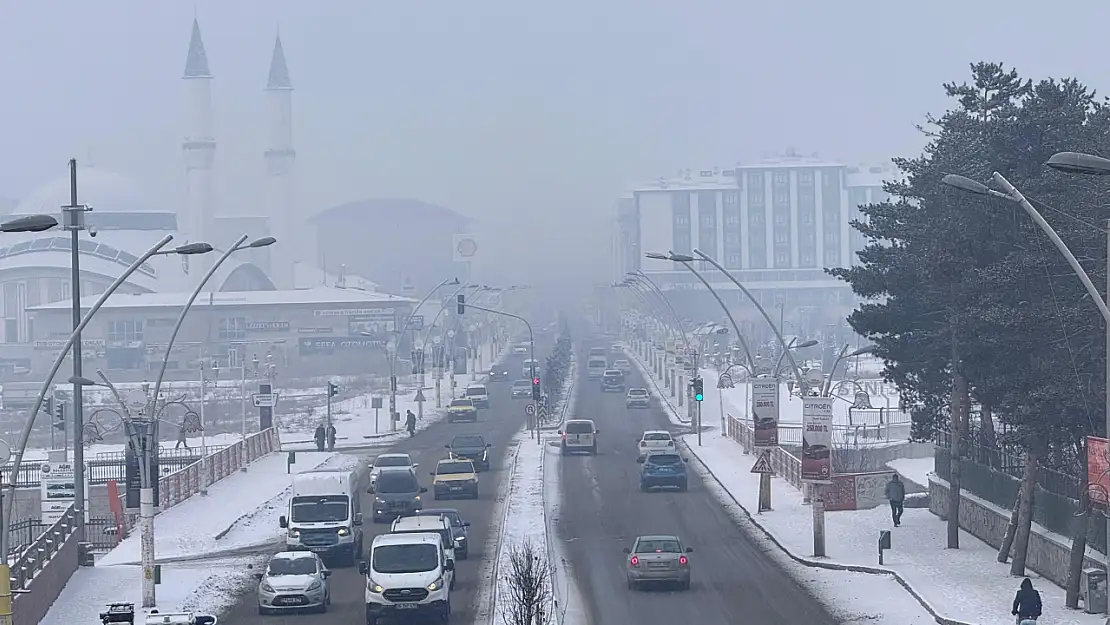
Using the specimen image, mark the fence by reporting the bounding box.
[933,433,1103,554]
[725,414,804,490]
[9,427,280,625]
[0,444,228,489]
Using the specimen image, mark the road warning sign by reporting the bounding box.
[750,451,774,474]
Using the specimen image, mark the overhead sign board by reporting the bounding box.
[252,393,275,408]
[453,234,479,263]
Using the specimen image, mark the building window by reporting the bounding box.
[62,281,71,301]
[799,171,813,185]
[700,213,715,227]
[723,191,739,207]
[775,231,789,244]
[776,253,790,265]
[774,211,788,226]
[4,319,16,344]
[825,251,841,266]
[675,214,689,226]
[825,231,839,244]
[724,212,740,226]
[800,211,813,225]
[774,172,788,185]
[800,252,814,266]
[748,190,764,206]
[727,253,741,268]
[219,317,247,341]
[725,232,739,245]
[748,172,763,189]
[750,211,764,225]
[798,190,814,206]
[108,319,144,344]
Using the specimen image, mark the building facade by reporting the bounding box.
[615,154,894,338]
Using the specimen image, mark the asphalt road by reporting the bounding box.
[557,340,841,625]
[220,343,547,625]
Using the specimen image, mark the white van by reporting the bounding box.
[521,359,539,378]
[279,470,363,566]
[464,384,489,409]
[361,532,454,624]
[390,515,457,571]
[560,419,599,455]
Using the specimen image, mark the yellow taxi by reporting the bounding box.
[430,458,479,499]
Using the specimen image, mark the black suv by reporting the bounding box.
[446,434,492,471]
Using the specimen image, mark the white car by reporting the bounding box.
[626,388,650,409]
[256,550,332,614]
[464,384,490,408]
[638,430,675,458]
[369,453,416,492]
[513,344,529,355]
[613,359,631,373]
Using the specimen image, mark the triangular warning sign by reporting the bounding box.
[750,451,774,474]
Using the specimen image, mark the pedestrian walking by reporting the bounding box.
[885,473,905,527]
[405,410,417,437]
[313,424,326,452]
[1012,578,1042,624]
[326,423,337,451]
[175,428,190,450]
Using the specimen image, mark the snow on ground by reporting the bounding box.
[683,433,1104,625]
[98,450,344,566]
[490,431,551,625]
[887,457,935,489]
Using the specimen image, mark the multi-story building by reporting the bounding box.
[614,154,895,339]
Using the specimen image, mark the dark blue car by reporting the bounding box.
[637,452,689,492]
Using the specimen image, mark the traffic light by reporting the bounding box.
[532,377,541,401]
[44,396,53,420]
[457,294,466,315]
[54,400,66,431]
[328,382,339,397]
[693,378,704,402]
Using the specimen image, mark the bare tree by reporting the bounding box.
[831,429,876,474]
[500,539,553,625]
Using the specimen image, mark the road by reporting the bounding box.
[220,340,547,625]
[557,339,841,625]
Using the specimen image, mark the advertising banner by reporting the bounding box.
[801,396,834,481]
[124,446,161,511]
[1088,436,1109,505]
[348,312,396,336]
[752,378,780,447]
[298,336,388,355]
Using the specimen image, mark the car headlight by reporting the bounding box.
[307,579,322,592]
[414,495,421,503]
[367,579,384,594]
[375,497,386,505]
[337,527,350,536]
[260,581,275,593]
[467,478,477,485]
[427,576,445,591]
[288,529,300,538]
[454,536,465,543]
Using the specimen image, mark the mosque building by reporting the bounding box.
[0,20,413,381]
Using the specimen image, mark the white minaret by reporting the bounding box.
[264,34,296,290]
[182,19,216,282]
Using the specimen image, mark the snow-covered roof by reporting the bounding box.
[845,164,898,188]
[28,286,417,312]
[15,168,158,215]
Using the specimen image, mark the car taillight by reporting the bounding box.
[667,441,674,446]
[640,441,647,447]
[562,433,567,441]
[630,556,639,566]
[679,556,688,565]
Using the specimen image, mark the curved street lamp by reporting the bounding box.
[822,345,876,396]
[0,214,58,233]
[2,234,184,561]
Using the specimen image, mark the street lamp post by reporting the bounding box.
[822,345,876,396]
[388,278,460,428]
[0,213,56,625]
[946,158,1110,609]
[2,234,181,579]
[148,236,276,451]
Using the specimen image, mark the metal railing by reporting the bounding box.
[725,414,804,489]
[9,506,78,591]
[0,453,212,488]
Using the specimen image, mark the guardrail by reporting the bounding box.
[725,415,804,490]
[0,444,229,489]
[10,428,279,625]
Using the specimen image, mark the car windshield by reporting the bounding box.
[375,471,419,493]
[450,399,473,407]
[465,387,486,396]
[588,358,606,367]
[629,389,647,396]
[644,433,671,441]
[436,462,473,475]
[615,360,629,366]
[268,556,317,576]
[512,380,530,388]
[635,539,682,553]
[452,435,485,447]
[589,348,605,356]
[375,456,411,468]
[372,544,440,574]
[604,372,623,379]
[565,422,594,434]
[647,454,682,465]
[419,511,463,527]
[290,495,349,522]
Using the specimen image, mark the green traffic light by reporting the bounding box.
[695,393,703,402]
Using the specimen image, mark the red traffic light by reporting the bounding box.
[532,378,540,385]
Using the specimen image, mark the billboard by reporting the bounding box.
[1088,436,1109,505]
[801,397,834,481]
[751,379,779,447]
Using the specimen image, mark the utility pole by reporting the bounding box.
[199,361,209,495]
[62,159,91,545]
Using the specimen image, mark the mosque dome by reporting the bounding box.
[13,168,157,216]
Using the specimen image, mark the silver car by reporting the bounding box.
[623,535,693,590]
[256,551,332,614]
[369,453,416,492]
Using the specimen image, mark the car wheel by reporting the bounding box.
[679,480,688,492]
[319,600,328,614]
[366,609,378,625]
[682,579,691,590]
[257,606,268,616]
[434,493,441,500]
[640,482,649,492]
[560,446,568,456]
[590,444,598,455]
[473,487,480,499]
[627,578,636,590]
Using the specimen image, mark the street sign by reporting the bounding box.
[371,397,383,409]
[537,405,548,420]
[751,451,774,474]
[525,403,536,416]
[252,393,275,408]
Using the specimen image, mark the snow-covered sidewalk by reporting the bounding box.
[41,448,354,625]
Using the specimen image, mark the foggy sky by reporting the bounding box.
[3,0,1109,283]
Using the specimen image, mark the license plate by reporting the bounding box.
[277,597,305,605]
[649,562,669,569]
[450,486,463,491]
[395,603,417,610]
[310,546,329,552]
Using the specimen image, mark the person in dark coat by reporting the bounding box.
[326,423,337,451]
[313,424,326,451]
[885,474,906,526]
[405,410,417,437]
[1012,577,1042,623]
